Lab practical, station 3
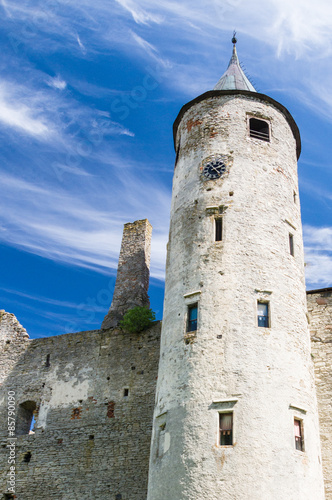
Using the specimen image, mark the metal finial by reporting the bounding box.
[232,31,237,45]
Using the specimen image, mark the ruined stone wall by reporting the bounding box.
[0,318,161,500]
[102,219,152,329]
[0,311,30,385]
[308,289,332,500]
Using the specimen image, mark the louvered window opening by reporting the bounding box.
[249,118,270,142]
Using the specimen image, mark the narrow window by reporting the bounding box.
[293,191,297,203]
[294,418,304,451]
[187,304,198,332]
[257,301,269,328]
[16,401,37,435]
[215,218,222,241]
[23,451,32,463]
[123,388,129,397]
[289,233,294,256]
[249,118,270,142]
[45,354,50,367]
[219,412,233,446]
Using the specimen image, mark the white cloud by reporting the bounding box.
[76,33,87,54]
[303,225,332,288]
[114,0,163,25]
[0,170,170,279]
[47,75,67,90]
[0,84,50,137]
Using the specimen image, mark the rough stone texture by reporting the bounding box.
[0,321,161,499]
[102,219,152,329]
[0,310,30,385]
[307,289,332,500]
[147,94,325,499]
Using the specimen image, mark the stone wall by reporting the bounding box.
[308,289,332,500]
[0,311,30,385]
[0,317,161,500]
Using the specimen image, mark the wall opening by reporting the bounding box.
[23,451,32,463]
[45,354,50,367]
[289,233,294,256]
[187,303,198,332]
[123,388,129,397]
[294,418,304,451]
[249,118,270,142]
[16,401,37,435]
[219,412,233,446]
[257,301,269,328]
[215,218,222,241]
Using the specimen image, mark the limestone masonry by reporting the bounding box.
[0,40,331,499]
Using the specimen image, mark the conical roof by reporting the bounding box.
[214,36,256,92]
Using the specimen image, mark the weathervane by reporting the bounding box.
[232,30,237,44]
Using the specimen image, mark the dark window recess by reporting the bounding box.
[4,494,15,500]
[45,354,50,367]
[23,452,31,463]
[16,401,37,435]
[89,435,94,440]
[219,412,233,446]
[289,233,294,256]
[249,118,270,142]
[71,407,82,420]
[257,302,269,328]
[187,304,198,332]
[215,218,223,241]
[294,419,304,451]
[293,191,297,203]
[124,388,129,397]
[107,401,115,418]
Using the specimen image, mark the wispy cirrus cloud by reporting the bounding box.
[0,83,51,137]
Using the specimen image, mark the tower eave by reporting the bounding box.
[173,89,301,160]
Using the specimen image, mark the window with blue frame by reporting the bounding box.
[187,304,198,332]
[257,301,269,328]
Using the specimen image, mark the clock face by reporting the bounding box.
[203,158,227,180]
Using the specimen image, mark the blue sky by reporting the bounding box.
[1,0,332,339]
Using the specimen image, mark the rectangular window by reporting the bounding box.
[219,412,233,446]
[187,304,198,332]
[294,418,304,451]
[289,233,294,256]
[257,301,269,328]
[215,218,222,241]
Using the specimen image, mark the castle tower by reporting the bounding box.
[147,38,325,499]
[101,219,152,329]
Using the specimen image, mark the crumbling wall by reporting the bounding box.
[0,311,29,384]
[0,321,161,500]
[308,289,332,500]
[102,219,152,329]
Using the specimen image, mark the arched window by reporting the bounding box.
[16,401,37,435]
[249,118,270,142]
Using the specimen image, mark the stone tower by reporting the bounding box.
[102,219,152,329]
[147,38,325,499]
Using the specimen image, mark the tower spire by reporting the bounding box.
[213,33,256,92]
